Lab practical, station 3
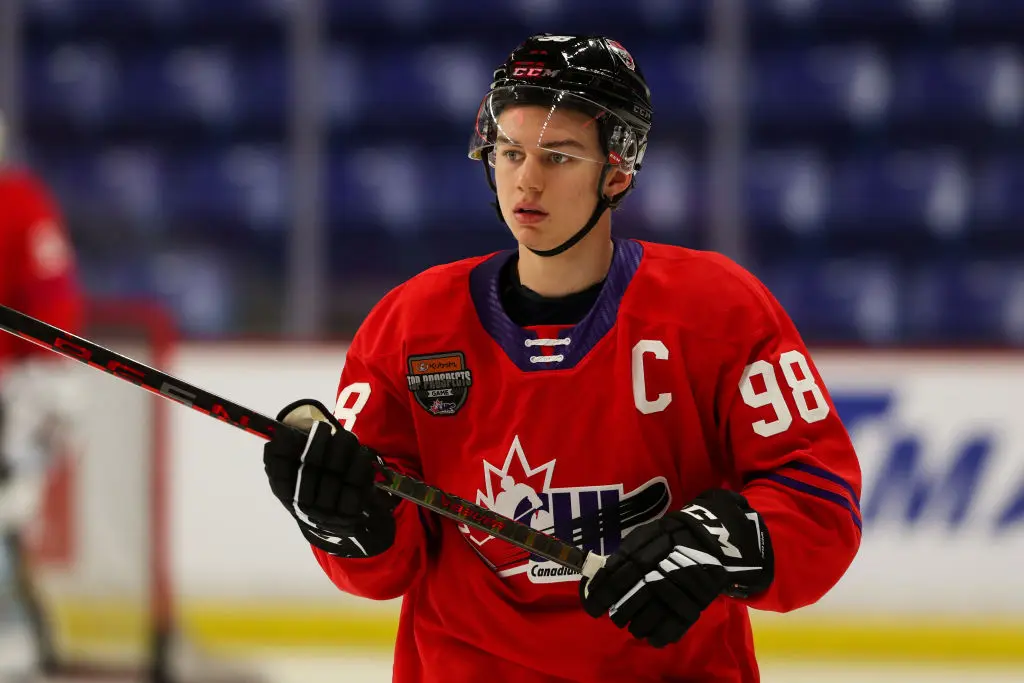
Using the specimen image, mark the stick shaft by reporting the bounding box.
[0,304,591,572]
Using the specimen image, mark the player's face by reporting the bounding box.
[492,105,630,252]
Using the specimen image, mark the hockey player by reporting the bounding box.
[0,112,84,675]
[262,35,862,682]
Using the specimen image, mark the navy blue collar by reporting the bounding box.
[469,238,643,372]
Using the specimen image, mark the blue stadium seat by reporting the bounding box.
[28,151,106,216]
[177,0,286,23]
[328,150,498,232]
[618,145,700,237]
[745,149,828,233]
[637,48,707,124]
[754,261,809,324]
[757,259,902,343]
[810,260,902,343]
[633,0,705,27]
[750,0,1024,27]
[974,156,1024,227]
[330,44,493,130]
[156,48,243,127]
[404,44,492,122]
[749,0,956,25]
[431,157,504,228]
[90,147,168,228]
[828,151,971,236]
[957,0,1024,27]
[974,47,1024,128]
[890,50,1016,127]
[26,147,167,233]
[920,263,1024,343]
[328,0,702,31]
[77,251,237,337]
[25,0,166,29]
[25,0,283,29]
[330,1,498,31]
[165,146,288,230]
[26,45,289,130]
[328,149,424,231]
[146,249,238,337]
[323,47,366,126]
[898,262,1024,345]
[236,54,288,125]
[24,45,120,127]
[751,47,892,127]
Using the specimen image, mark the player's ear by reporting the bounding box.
[602,168,632,199]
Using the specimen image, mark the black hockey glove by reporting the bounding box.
[579,489,773,648]
[263,398,399,558]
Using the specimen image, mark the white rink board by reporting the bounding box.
[169,344,362,603]
[165,346,1024,617]
[804,353,1024,618]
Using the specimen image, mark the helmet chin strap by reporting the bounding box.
[483,160,616,259]
[525,196,609,257]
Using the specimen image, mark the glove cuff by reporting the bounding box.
[296,511,397,558]
[275,398,344,434]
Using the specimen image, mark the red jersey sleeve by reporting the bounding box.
[711,267,862,613]
[309,289,435,601]
[1,172,83,359]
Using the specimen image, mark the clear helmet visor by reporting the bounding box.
[468,85,643,174]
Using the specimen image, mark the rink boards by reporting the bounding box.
[59,344,1024,662]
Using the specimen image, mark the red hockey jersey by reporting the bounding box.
[316,239,862,683]
[0,169,83,375]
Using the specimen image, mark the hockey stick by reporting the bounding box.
[0,304,605,578]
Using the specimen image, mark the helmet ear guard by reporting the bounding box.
[594,118,647,208]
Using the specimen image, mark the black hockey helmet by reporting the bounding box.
[469,34,653,257]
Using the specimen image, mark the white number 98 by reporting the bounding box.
[739,350,829,437]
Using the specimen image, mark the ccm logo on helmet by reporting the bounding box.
[512,64,562,79]
[632,103,653,121]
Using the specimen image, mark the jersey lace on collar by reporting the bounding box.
[470,238,643,371]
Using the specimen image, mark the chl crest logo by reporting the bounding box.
[459,436,671,583]
[406,352,473,416]
[607,39,636,71]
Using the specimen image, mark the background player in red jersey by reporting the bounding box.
[262,35,862,682]
[0,111,84,675]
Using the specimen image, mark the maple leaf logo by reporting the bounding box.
[460,436,555,547]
